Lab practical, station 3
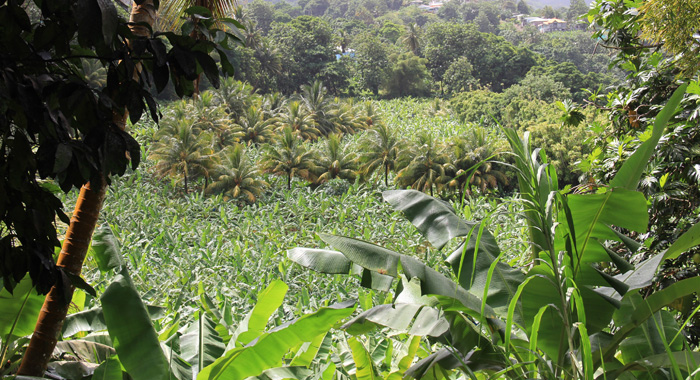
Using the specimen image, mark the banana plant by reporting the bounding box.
[287,84,700,379]
[15,225,356,380]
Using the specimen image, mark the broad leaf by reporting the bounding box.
[287,248,352,274]
[347,337,377,380]
[664,220,700,260]
[181,314,225,376]
[596,276,700,366]
[383,189,524,316]
[319,234,498,323]
[197,305,355,380]
[101,271,169,380]
[91,225,125,273]
[63,305,165,338]
[232,280,288,346]
[91,356,123,380]
[54,340,116,363]
[251,366,314,380]
[289,332,327,367]
[0,276,45,339]
[382,190,469,250]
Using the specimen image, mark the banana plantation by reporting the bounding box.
[1,0,700,379]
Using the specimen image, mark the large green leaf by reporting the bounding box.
[91,355,123,380]
[287,248,352,274]
[289,332,327,367]
[558,188,648,272]
[180,314,225,375]
[663,220,700,260]
[63,304,165,338]
[382,190,470,250]
[347,337,377,380]
[232,280,288,346]
[91,225,125,273]
[319,234,498,323]
[197,305,355,380]
[601,351,700,378]
[54,340,116,363]
[101,271,169,380]
[595,276,700,366]
[0,275,45,339]
[618,309,682,365]
[250,366,314,380]
[383,189,524,316]
[319,234,400,277]
[611,84,688,190]
[342,277,448,337]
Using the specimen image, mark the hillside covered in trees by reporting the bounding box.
[1,0,699,379]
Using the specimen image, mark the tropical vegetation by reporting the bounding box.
[2,0,699,379]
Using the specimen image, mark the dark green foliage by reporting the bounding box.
[423,22,539,91]
[381,53,431,98]
[270,15,336,93]
[0,0,235,294]
[352,32,391,95]
[246,0,275,33]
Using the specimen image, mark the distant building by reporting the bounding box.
[522,17,568,33]
[537,18,567,32]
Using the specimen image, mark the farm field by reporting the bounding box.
[3,0,700,378]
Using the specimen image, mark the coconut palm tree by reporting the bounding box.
[253,39,283,89]
[300,80,335,137]
[191,92,241,148]
[156,0,235,33]
[401,23,421,56]
[360,123,404,186]
[278,100,320,141]
[360,100,383,128]
[330,99,367,135]
[312,133,359,185]
[234,105,277,146]
[261,127,316,189]
[396,132,450,197]
[261,91,286,118]
[445,128,508,197]
[149,119,217,193]
[213,78,259,118]
[206,144,268,202]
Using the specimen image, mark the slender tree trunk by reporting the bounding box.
[17,180,106,375]
[287,172,292,190]
[384,164,389,187]
[17,2,155,375]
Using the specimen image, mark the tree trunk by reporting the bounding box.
[17,180,106,375]
[17,1,156,376]
[384,164,389,187]
[287,172,292,190]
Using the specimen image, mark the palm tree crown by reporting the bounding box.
[206,144,268,203]
[149,118,217,193]
[261,127,316,189]
[360,123,403,186]
[234,105,277,146]
[312,133,359,185]
[396,132,450,197]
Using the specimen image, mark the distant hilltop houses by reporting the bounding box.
[408,0,444,13]
[520,16,580,32]
[405,1,586,33]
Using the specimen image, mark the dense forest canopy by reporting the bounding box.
[1,0,699,378]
